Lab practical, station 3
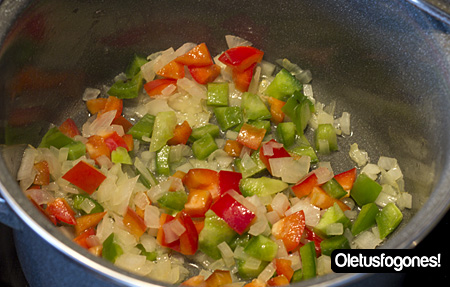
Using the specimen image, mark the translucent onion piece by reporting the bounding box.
[270,193,290,217]
[377,156,398,171]
[24,188,54,205]
[257,262,275,282]
[225,35,253,48]
[353,228,383,249]
[317,255,333,276]
[349,143,369,167]
[177,77,207,99]
[243,256,262,271]
[313,166,334,185]
[163,219,185,244]
[82,87,101,101]
[397,192,412,210]
[218,242,235,267]
[134,191,150,210]
[260,60,276,77]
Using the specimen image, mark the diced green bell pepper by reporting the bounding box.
[282,91,313,135]
[320,235,350,256]
[189,124,221,141]
[244,235,278,262]
[72,194,104,215]
[192,133,218,160]
[229,233,252,250]
[149,111,177,152]
[299,241,316,280]
[102,233,123,263]
[136,243,157,261]
[315,124,338,154]
[241,92,271,122]
[111,146,133,165]
[156,145,171,176]
[321,178,347,199]
[313,203,351,239]
[375,202,403,239]
[127,113,155,141]
[236,259,269,280]
[265,68,302,101]
[39,127,75,149]
[214,106,243,131]
[207,82,229,107]
[288,134,318,163]
[350,173,382,206]
[277,122,296,147]
[199,210,238,260]
[291,269,303,283]
[239,177,288,197]
[65,141,86,160]
[126,54,148,78]
[157,190,188,212]
[108,71,143,99]
[351,202,379,236]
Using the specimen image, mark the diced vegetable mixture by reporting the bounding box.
[17,36,412,286]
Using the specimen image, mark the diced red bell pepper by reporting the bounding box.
[259,139,291,175]
[205,270,232,287]
[59,118,80,138]
[308,186,350,211]
[291,173,318,198]
[103,131,129,152]
[123,207,147,239]
[223,139,243,157]
[267,275,290,286]
[274,259,294,282]
[271,210,305,252]
[334,167,357,191]
[181,275,207,287]
[236,123,266,150]
[232,62,256,92]
[144,78,177,97]
[184,189,213,218]
[46,198,77,225]
[62,160,106,194]
[74,211,107,236]
[183,168,220,200]
[156,60,185,79]
[175,43,214,67]
[167,120,192,146]
[171,170,187,180]
[178,212,199,255]
[267,97,286,124]
[122,134,134,151]
[189,64,221,85]
[33,160,50,186]
[193,219,205,234]
[86,135,111,163]
[300,227,323,256]
[157,212,198,255]
[112,115,133,133]
[98,96,123,119]
[73,227,96,249]
[218,170,242,196]
[210,192,255,234]
[218,46,264,72]
[86,98,107,115]
[27,192,58,225]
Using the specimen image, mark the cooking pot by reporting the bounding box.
[1,0,449,286]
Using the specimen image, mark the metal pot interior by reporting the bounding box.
[1,0,450,286]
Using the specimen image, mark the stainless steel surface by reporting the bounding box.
[407,0,450,25]
[0,0,450,286]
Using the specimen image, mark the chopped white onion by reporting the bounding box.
[177,77,207,99]
[312,166,334,185]
[285,197,321,227]
[317,255,333,276]
[352,229,383,249]
[82,87,101,101]
[218,242,235,267]
[257,262,275,282]
[225,35,253,48]
[349,143,369,167]
[397,192,412,210]
[377,156,398,171]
